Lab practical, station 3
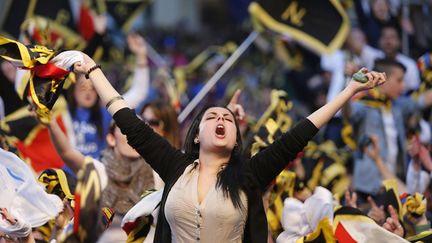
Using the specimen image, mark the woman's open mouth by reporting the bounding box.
[215,124,226,138]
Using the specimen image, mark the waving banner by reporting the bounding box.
[248,0,350,54]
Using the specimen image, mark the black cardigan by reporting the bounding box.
[113,108,318,242]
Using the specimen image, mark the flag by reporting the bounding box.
[302,140,351,200]
[0,35,82,123]
[249,89,294,156]
[0,97,74,172]
[0,0,31,38]
[21,16,86,51]
[38,168,76,205]
[103,0,152,32]
[406,230,432,243]
[333,206,408,243]
[382,179,403,221]
[29,0,76,31]
[266,170,297,237]
[276,187,335,243]
[248,0,350,54]
[65,158,104,243]
[121,189,162,243]
[296,218,336,243]
[0,148,63,228]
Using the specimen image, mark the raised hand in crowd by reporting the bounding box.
[227,89,245,121]
[127,33,148,66]
[28,105,85,173]
[308,67,385,129]
[0,208,35,243]
[367,196,386,225]
[344,190,358,208]
[383,205,404,238]
[409,136,432,173]
[364,134,407,193]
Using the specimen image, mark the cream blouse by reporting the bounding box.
[165,161,248,243]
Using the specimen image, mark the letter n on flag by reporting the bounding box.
[248,0,350,54]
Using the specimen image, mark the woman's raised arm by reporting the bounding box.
[73,53,129,115]
[307,68,386,129]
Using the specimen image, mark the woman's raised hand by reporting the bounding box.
[73,52,97,75]
[127,33,148,57]
[347,67,386,93]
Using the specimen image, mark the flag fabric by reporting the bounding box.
[302,140,351,200]
[0,148,63,228]
[406,230,432,243]
[267,170,298,237]
[0,96,74,172]
[0,35,82,123]
[63,158,104,243]
[122,189,163,243]
[276,187,335,243]
[382,179,403,221]
[250,89,294,156]
[103,0,152,32]
[248,0,350,54]
[29,0,76,31]
[21,16,86,51]
[333,206,408,243]
[38,168,76,207]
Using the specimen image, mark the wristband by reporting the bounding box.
[85,64,101,79]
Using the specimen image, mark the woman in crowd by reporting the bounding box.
[140,100,181,189]
[73,52,385,242]
[67,33,150,160]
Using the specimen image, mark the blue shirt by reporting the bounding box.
[72,107,111,159]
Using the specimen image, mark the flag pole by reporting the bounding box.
[177,31,258,123]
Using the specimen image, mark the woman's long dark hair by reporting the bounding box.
[184,106,244,209]
[67,84,104,139]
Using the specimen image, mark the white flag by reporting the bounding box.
[0,148,63,228]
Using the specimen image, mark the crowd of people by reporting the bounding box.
[1,0,432,242]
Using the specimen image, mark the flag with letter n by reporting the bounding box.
[248,0,350,54]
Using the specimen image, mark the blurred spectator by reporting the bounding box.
[347,59,432,197]
[410,1,432,56]
[355,0,400,48]
[140,100,181,189]
[378,25,421,92]
[322,28,382,103]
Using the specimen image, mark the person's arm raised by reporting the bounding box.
[73,53,129,115]
[73,52,186,181]
[122,33,150,109]
[307,68,386,129]
[248,68,386,190]
[47,118,85,174]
